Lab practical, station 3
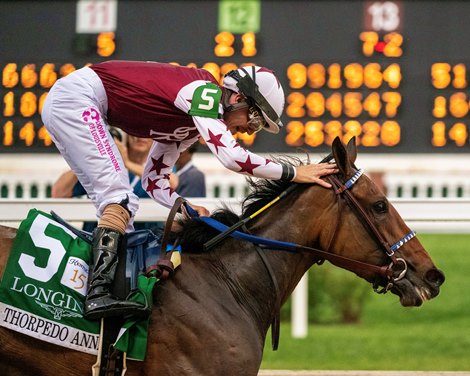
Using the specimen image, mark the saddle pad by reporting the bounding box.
[0,209,100,354]
[0,209,161,360]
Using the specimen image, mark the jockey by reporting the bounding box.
[42,61,338,320]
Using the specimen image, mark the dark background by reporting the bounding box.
[2,1,470,153]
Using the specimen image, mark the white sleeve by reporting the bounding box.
[141,138,198,208]
[173,79,286,180]
[192,116,284,180]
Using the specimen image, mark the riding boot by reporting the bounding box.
[84,227,145,320]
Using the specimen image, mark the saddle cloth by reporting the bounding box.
[0,209,162,360]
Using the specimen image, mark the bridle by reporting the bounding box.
[324,168,416,294]
[197,164,417,350]
[201,166,417,294]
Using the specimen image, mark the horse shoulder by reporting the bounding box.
[140,255,264,375]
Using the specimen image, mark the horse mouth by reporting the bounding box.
[391,278,440,307]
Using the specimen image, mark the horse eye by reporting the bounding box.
[373,200,388,214]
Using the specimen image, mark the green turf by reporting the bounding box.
[261,234,470,370]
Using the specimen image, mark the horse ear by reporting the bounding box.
[346,136,357,164]
[332,136,353,176]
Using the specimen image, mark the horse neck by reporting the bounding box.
[228,186,335,316]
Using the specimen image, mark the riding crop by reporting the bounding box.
[203,183,298,251]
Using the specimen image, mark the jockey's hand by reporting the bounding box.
[293,163,339,188]
[182,202,210,218]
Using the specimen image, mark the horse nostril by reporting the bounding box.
[424,268,445,287]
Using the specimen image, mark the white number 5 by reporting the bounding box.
[18,215,77,283]
[198,88,218,110]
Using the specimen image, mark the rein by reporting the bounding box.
[197,164,416,350]
[201,168,416,293]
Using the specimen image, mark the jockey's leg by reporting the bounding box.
[84,201,145,319]
[42,66,144,319]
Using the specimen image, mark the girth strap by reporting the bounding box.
[242,225,281,351]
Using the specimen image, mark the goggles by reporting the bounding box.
[225,68,283,129]
[223,95,266,134]
[247,106,266,133]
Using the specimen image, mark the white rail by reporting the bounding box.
[1,198,469,233]
[2,154,470,200]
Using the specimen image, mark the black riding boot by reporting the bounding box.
[84,227,145,320]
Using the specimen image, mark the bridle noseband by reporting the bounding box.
[326,168,416,294]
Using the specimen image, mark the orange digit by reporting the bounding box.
[449,122,468,146]
[241,32,257,57]
[307,63,325,89]
[19,121,35,146]
[305,121,324,147]
[344,63,363,89]
[38,125,53,146]
[3,121,14,146]
[214,32,235,57]
[362,121,381,147]
[343,92,362,118]
[20,92,37,117]
[432,96,447,118]
[305,92,325,118]
[21,64,38,88]
[2,63,19,88]
[327,64,342,89]
[3,91,15,117]
[359,31,379,57]
[363,92,382,117]
[381,121,400,146]
[286,92,306,118]
[285,121,305,147]
[325,93,342,117]
[449,92,468,118]
[432,121,446,147]
[324,120,342,145]
[343,120,362,145]
[287,63,307,89]
[431,63,451,89]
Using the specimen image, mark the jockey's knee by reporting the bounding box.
[98,198,131,234]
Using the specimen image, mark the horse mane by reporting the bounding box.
[175,154,331,254]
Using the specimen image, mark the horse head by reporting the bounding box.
[308,136,445,307]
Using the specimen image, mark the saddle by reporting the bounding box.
[50,211,176,376]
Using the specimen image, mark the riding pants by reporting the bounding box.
[42,67,139,229]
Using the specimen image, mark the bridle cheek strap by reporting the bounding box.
[328,170,417,292]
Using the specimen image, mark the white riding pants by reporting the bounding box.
[42,67,139,228]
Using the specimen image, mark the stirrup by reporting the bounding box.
[84,296,147,320]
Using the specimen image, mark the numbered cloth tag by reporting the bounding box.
[188,83,222,118]
[0,209,100,355]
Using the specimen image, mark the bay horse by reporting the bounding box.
[0,137,444,376]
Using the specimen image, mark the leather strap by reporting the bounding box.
[160,197,186,259]
[242,225,281,351]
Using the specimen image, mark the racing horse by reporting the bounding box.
[0,137,444,376]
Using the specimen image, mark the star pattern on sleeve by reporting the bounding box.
[145,177,160,198]
[149,155,169,175]
[163,185,175,197]
[206,129,226,154]
[235,155,261,175]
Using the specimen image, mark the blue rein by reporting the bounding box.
[197,167,417,292]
